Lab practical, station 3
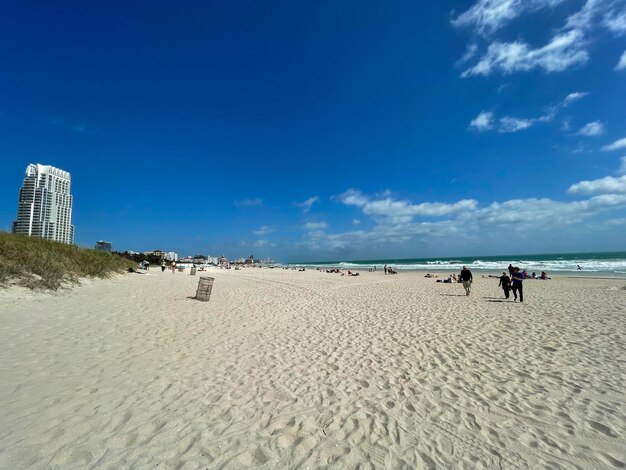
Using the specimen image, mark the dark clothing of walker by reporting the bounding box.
[460,268,473,296]
[499,274,511,299]
[511,272,524,302]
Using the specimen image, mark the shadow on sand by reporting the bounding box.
[483,296,514,303]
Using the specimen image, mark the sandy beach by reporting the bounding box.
[0,268,624,469]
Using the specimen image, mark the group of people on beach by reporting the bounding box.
[433,266,473,295]
[496,265,549,302]
[498,266,524,302]
[428,263,554,303]
[384,264,397,275]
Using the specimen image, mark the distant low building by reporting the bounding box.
[95,240,112,252]
[144,250,165,261]
[192,254,208,265]
[164,252,178,262]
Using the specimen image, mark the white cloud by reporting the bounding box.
[617,50,626,70]
[469,111,494,131]
[462,30,589,77]
[338,189,369,207]
[302,182,626,255]
[352,219,361,225]
[577,121,605,136]
[606,217,626,225]
[254,239,276,248]
[303,221,328,231]
[295,196,320,212]
[253,225,274,235]
[539,91,588,123]
[465,198,589,226]
[451,0,566,36]
[499,116,534,133]
[568,175,626,195]
[235,198,263,207]
[456,0,626,77]
[469,92,587,133]
[565,0,604,30]
[620,156,626,174]
[562,91,589,106]
[603,9,626,34]
[603,137,626,151]
[338,189,478,220]
[565,0,626,33]
[457,43,479,65]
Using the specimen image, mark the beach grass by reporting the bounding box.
[0,232,133,290]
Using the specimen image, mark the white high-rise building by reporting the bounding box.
[12,164,75,244]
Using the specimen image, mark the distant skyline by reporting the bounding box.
[1,1,625,262]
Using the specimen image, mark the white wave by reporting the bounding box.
[292,258,626,274]
[393,259,626,273]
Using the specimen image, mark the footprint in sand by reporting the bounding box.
[588,420,617,438]
[232,447,270,466]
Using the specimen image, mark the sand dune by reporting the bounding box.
[1,269,625,469]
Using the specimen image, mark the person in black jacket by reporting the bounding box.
[508,264,515,276]
[460,266,473,295]
[499,272,511,299]
[511,267,524,302]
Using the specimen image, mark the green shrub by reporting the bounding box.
[0,232,134,290]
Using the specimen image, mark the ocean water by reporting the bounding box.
[291,252,626,276]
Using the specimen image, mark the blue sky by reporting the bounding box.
[1,0,625,261]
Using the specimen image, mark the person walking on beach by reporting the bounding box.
[508,264,515,277]
[511,267,524,302]
[384,264,388,275]
[161,261,166,272]
[499,272,511,299]
[460,266,473,295]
